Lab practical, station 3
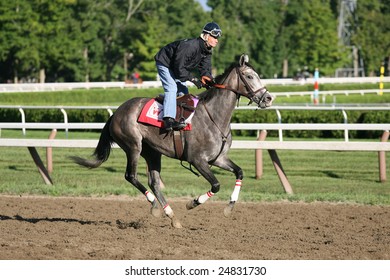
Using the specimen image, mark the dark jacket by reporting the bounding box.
[154,37,212,82]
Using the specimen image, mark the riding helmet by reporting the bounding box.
[202,22,222,38]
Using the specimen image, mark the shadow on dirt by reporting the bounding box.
[0,214,143,230]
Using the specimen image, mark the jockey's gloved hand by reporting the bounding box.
[191,77,203,89]
[201,76,216,88]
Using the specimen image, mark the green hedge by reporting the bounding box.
[1,107,388,139]
[231,109,389,139]
[1,84,389,139]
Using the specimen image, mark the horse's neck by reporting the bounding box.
[203,89,237,130]
[200,68,240,131]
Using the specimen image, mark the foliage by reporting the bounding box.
[0,0,389,82]
[351,0,390,75]
[284,0,350,76]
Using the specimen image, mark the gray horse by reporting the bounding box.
[71,54,274,228]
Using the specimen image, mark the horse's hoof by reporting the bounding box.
[186,200,194,210]
[186,199,200,210]
[224,202,235,217]
[151,206,161,218]
[224,206,232,217]
[150,200,161,218]
[171,216,183,229]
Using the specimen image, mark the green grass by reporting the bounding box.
[0,88,163,106]
[0,85,389,205]
[1,83,389,106]
[0,131,389,205]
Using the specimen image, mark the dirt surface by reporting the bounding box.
[0,195,389,260]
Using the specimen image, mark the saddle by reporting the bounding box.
[157,94,197,160]
[155,94,196,123]
[138,94,198,160]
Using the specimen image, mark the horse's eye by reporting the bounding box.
[247,75,253,79]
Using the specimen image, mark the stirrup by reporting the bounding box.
[163,117,185,131]
[172,121,186,131]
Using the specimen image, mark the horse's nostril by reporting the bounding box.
[266,94,275,101]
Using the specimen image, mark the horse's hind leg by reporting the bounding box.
[123,149,159,217]
[143,149,182,228]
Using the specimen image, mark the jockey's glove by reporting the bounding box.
[201,76,216,88]
[191,77,203,89]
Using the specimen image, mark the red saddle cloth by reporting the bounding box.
[138,95,199,130]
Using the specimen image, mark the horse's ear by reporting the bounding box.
[239,54,249,66]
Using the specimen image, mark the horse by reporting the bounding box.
[71,54,274,228]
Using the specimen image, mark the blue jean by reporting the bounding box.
[156,62,188,119]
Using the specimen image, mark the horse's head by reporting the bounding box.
[234,54,274,108]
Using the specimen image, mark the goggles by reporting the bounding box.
[205,28,222,38]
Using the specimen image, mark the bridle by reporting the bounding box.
[211,66,270,107]
[197,63,271,165]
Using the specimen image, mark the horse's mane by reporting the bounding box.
[197,60,255,102]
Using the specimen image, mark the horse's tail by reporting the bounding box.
[70,116,114,168]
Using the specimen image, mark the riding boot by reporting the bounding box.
[163,117,186,131]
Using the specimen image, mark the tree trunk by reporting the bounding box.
[13,69,18,83]
[353,46,359,77]
[39,69,45,83]
[283,59,288,78]
[124,52,128,81]
[83,47,89,82]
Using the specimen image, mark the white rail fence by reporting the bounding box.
[2,104,390,138]
[0,121,389,193]
[1,104,389,191]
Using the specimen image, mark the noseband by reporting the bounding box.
[212,66,269,106]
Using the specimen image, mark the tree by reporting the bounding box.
[129,0,208,80]
[352,0,390,75]
[0,0,388,82]
[208,0,251,74]
[35,0,86,82]
[0,0,40,82]
[284,0,349,77]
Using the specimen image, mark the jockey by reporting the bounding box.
[154,22,222,131]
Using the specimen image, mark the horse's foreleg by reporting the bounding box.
[212,157,244,217]
[186,161,220,210]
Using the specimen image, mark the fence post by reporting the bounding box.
[18,107,26,136]
[379,130,389,182]
[255,130,267,179]
[268,150,294,194]
[28,147,53,185]
[342,109,349,142]
[60,108,68,138]
[47,129,57,173]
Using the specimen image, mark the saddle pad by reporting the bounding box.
[138,97,198,130]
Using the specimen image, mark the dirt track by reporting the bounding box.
[0,195,389,260]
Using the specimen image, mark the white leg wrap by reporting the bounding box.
[198,191,214,204]
[145,191,156,203]
[230,179,242,202]
[163,204,173,217]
